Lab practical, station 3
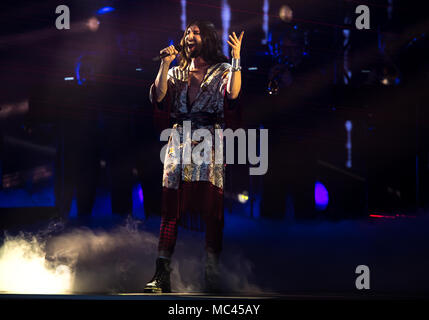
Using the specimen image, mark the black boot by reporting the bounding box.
[204,253,221,293]
[144,257,172,293]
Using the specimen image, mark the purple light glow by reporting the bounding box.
[138,185,144,203]
[315,181,329,210]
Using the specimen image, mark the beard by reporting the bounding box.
[187,42,202,58]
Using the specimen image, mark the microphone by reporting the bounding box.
[152,44,182,62]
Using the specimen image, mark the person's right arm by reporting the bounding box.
[154,45,178,103]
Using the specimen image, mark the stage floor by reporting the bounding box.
[1,292,425,300]
[1,207,429,297]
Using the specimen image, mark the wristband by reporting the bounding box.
[231,58,241,72]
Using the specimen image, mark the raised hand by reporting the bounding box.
[227,31,244,59]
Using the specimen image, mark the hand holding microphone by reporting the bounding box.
[153,44,181,63]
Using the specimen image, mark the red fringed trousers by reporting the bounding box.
[158,216,224,254]
[158,181,224,255]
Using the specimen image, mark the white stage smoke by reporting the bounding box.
[0,217,261,294]
[0,235,73,294]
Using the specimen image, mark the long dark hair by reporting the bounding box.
[178,20,228,70]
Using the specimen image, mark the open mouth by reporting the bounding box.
[187,43,196,50]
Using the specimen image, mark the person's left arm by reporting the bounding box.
[226,31,244,100]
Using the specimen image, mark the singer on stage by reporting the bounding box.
[144,20,243,293]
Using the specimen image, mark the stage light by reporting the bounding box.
[75,54,96,85]
[261,0,269,44]
[345,120,352,168]
[238,191,249,204]
[267,80,279,95]
[221,0,231,57]
[97,7,115,15]
[75,57,83,85]
[314,181,329,210]
[64,77,74,81]
[138,185,144,203]
[369,213,416,219]
[0,238,73,294]
[181,0,187,31]
[86,17,100,32]
[345,121,352,132]
[343,27,351,84]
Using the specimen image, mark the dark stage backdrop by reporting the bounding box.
[0,0,427,225]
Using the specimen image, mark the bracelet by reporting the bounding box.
[231,58,241,72]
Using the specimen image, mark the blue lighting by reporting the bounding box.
[315,181,329,210]
[345,120,352,131]
[75,56,84,85]
[132,183,145,220]
[75,61,83,85]
[181,0,187,31]
[97,7,115,15]
[138,185,144,203]
[221,0,231,57]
